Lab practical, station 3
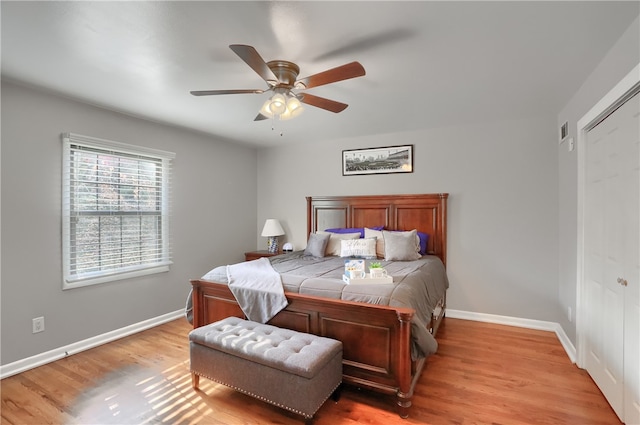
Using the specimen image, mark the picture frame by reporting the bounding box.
[342,145,414,176]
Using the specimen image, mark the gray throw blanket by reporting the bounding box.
[226,257,288,323]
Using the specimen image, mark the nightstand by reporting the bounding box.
[244,250,281,261]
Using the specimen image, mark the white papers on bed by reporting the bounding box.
[226,257,288,323]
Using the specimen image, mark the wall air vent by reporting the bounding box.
[559,121,568,143]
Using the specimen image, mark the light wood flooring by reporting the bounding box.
[1,317,620,425]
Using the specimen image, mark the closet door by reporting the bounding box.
[584,92,639,424]
[621,93,639,425]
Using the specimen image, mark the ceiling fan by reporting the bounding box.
[190,44,366,121]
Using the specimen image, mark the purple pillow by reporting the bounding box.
[325,226,383,238]
[417,231,429,255]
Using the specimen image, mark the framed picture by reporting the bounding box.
[342,145,414,176]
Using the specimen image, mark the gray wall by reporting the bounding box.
[256,115,562,323]
[1,81,257,365]
[556,16,640,344]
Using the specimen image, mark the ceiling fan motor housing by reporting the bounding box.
[266,60,300,88]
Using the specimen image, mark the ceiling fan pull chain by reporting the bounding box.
[268,114,285,136]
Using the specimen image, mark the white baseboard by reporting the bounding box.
[1,308,578,380]
[446,309,577,363]
[0,309,185,380]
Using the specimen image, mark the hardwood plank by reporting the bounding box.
[1,318,621,424]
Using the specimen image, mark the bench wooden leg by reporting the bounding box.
[191,372,199,389]
[331,384,342,402]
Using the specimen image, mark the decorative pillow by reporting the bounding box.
[319,231,361,256]
[417,231,430,255]
[303,232,331,257]
[364,227,385,258]
[325,226,383,238]
[382,230,421,261]
[339,238,377,258]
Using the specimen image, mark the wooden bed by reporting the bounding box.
[190,193,448,418]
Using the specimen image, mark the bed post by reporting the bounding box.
[396,309,413,418]
[306,196,313,235]
[438,193,448,268]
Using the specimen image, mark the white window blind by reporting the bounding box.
[62,133,174,289]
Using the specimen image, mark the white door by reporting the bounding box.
[621,93,639,425]
[584,92,639,424]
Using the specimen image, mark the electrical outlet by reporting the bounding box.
[32,317,45,334]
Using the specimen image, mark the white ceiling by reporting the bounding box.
[2,1,638,147]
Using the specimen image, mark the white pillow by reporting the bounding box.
[339,238,377,258]
[364,227,385,258]
[318,231,361,256]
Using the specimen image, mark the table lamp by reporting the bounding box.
[261,219,285,253]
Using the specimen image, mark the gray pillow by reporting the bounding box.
[382,229,421,261]
[303,232,331,257]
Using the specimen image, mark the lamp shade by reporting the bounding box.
[261,219,285,237]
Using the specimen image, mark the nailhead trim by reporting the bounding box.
[192,370,341,419]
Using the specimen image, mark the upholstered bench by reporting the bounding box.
[189,317,343,422]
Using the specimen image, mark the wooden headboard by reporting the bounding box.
[306,193,448,266]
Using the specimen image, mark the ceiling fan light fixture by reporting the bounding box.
[268,93,287,115]
[282,96,304,120]
[260,91,304,121]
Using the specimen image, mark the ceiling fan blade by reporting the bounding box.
[299,93,348,113]
[312,29,415,62]
[254,113,269,121]
[190,89,264,96]
[296,61,365,89]
[229,44,278,85]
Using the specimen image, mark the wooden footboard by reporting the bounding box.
[191,278,432,418]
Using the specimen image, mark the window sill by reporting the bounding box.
[63,264,171,290]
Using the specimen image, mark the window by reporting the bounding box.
[62,133,174,289]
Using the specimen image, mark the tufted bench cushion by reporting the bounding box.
[189,317,342,420]
[189,317,342,379]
